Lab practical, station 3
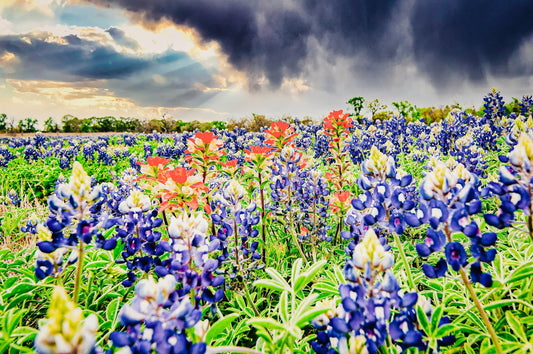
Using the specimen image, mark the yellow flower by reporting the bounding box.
[37,224,52,242]
[35,286,98,354]
[69,161,92,201]
[348,335,369,354]
[353,229,393,271]
[509,132,533,169]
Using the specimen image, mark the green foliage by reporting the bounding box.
[17,118,37,133]
[249,259,328,353]
[366,98,388,119]
[347,96,365,117]
[0,114,7,132]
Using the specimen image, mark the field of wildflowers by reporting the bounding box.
[1,89,533,353]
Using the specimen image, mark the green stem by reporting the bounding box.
[459,267,502,354]
[259,172,267,264]
[527,215,533,242]
[73,241,84,304]
[392,232,415,290]
[243,281,260,317]
[287,185,308,265]
[234,217,240,271]
[206,346,262,354]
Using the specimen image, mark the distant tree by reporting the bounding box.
[44,117,59,132]
[392,100,417,119]
[211,120,227,130]
[62,115,81,133]
[347,96,365,117]
[142,119,163,133]
[0,114,7,132]
[505,97,522,115]
[416,105,453,124]
[367,99,387,120]
[81,118,93,132]
[18,117,38,133]
[248,114,273,132]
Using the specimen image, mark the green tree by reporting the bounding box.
[211,120,227,130]
[367,99,388,120]
[0,114,7,132]
[62,115,81,133]
[18,117,38,133]
[44,117,59,133]
[347,96,365,117]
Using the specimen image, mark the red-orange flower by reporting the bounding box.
[195,131,217,144]
[138,156,171,179]
[323,110,353,137]
[331,190,351,213]
[264,120,297,151]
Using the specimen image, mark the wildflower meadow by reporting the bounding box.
[1,89,533,354]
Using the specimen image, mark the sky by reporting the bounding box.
[1,0,533,125]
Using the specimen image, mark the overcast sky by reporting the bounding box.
[1,0,532,123]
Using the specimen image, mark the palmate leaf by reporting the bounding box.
[505,261,533,284]
[254,279,286,293]
[248,317,286,332]
[279,291,289,324]
[205,313,240,345]
[505,311,527,343]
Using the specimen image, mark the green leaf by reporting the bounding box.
[434,324,457,339]
[264,268,291,292]
[295,307,328,328]
[113,238,124,260]
[416,305,431,336]
[506,261,533,284]
[292,293,319,323]
[431,305,444,333]
[291,258,303,287]
[279,291,289,324]
[296,260,327,293]
[106,298,121,322]
[11,326,38,345]
[254,279,286,293]
[485,299,533,312]
[205,313,239,345]
[505,311,527,343]
[248,317,286,331]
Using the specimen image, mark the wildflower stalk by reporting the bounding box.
[233,218,240,271]
[287,186,308,265]
[392,231,415,290]
[442,224,501,354]
[458,267,502,354]
[289,217,309,266]
[259,172,267,264]
[243,281,260,317]
[73,241,84,304]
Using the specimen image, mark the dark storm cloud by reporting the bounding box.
[0,34,148,81]
[87,0,533,89]
[410,0,533,85]
[105,27,140,50]
[0,33,217,107]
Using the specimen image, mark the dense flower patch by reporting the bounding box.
[1,90,533,353]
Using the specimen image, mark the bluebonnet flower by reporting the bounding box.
[110,275,206,354]
[416,158,496,287]
[155,212,225,304]
[34,162,121,280]
[211,179,261,287]
[312,229,453,353]
[7,189,21,207]
[35,286,98,354]
[484,132,533,243]
[520,94,533,116]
